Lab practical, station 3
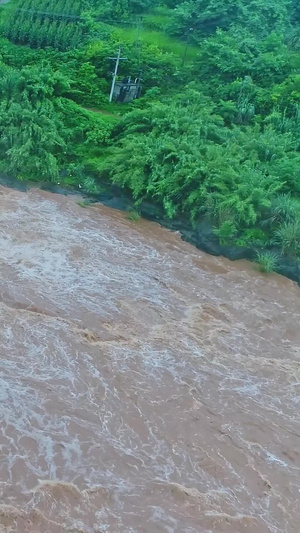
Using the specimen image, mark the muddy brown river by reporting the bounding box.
[1,186,300,532]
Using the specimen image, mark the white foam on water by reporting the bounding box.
[0,188,300,532]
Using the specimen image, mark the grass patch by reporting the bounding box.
[111,27,199,62]
[81,104,123,119]
[126,210,141,222]
[255,251,279,273]
[272,221,300,257]
[77,199,92,208]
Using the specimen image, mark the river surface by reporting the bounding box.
[0,186,300,532]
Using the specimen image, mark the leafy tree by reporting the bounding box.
[0,99,64,181]
[101,89,282,232]
[170,0,290,40]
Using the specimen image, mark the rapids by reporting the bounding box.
[0,186,300,532]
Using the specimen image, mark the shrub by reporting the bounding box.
[213,220,237,245]
[255,251,279,273]
[82,177,101,196]
[273,220,300,256]
[235,228,268,248]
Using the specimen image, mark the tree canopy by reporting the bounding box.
[1,0,300,261]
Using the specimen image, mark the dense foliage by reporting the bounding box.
[1,0,87,50]
[1,0,300,260]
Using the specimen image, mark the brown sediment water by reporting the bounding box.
[0,185,300,532]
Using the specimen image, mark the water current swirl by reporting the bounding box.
[0,186,300,532]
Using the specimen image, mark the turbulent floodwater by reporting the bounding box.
[1,186,300,533]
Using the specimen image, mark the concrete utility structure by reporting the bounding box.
[109,47,142,103]
[112,78,142,103]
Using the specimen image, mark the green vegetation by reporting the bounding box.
[77,199,92,208]
[114,26,199,61]
[256,251,279,273]
[213,221,237,246]
[126,210,141,221]
[1,0,86,50]
[82,177,101,195]
[1,0,300,270]
[273,221,300,256]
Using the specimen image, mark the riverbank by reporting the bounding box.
[1,173,299,286]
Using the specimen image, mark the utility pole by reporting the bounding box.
[109,47,127,102]
[182,27,193,68]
